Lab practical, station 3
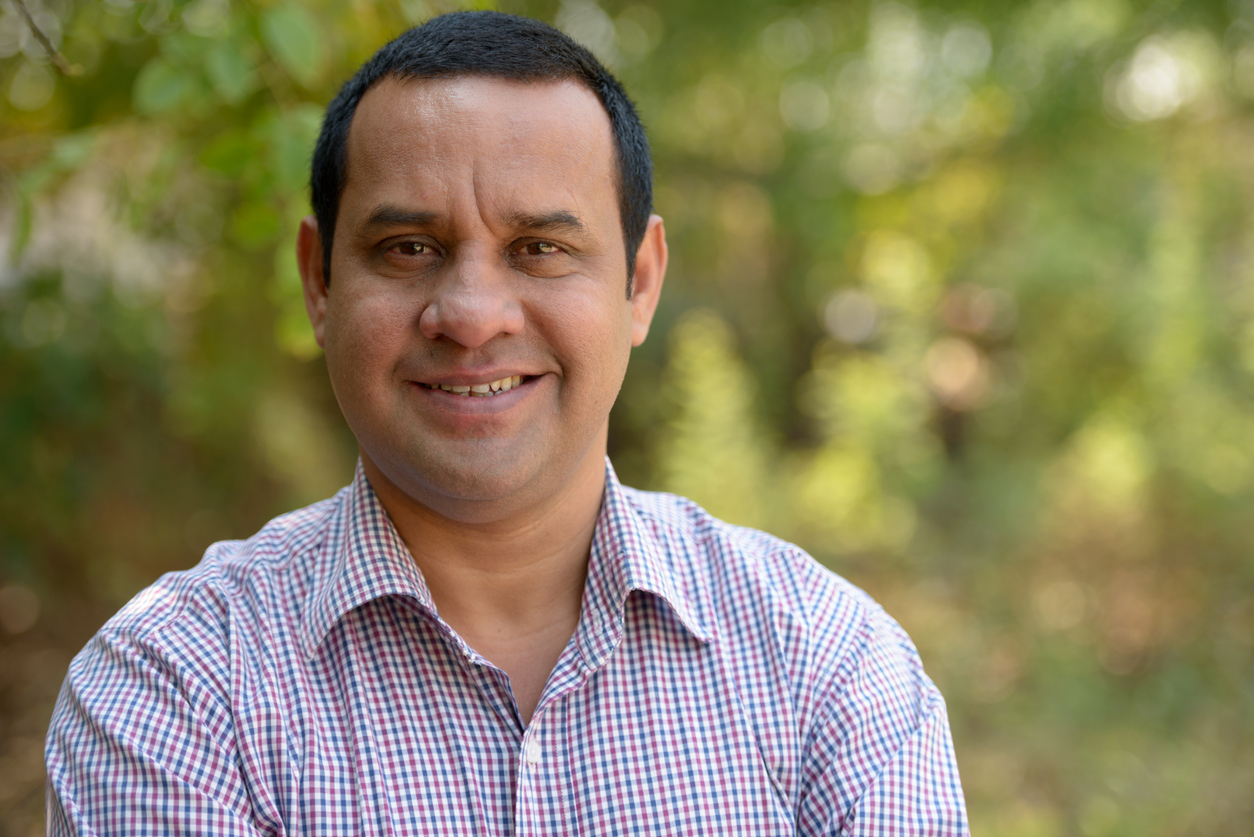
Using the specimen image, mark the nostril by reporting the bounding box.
[416,291,524,347]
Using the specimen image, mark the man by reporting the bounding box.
[46,11,968,835]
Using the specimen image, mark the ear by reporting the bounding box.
[297,215,329,348]
[629,214,668,347]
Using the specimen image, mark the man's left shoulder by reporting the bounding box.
[621,485,886,668]
[617,485,962,817]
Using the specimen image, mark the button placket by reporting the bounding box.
[520,710,545,767]
[514,721,543,836]
[523,735,542,765]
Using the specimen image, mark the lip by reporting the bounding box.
[418,371,536,389]
[408,373,544,415]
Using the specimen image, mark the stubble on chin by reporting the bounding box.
[363,426,560,519]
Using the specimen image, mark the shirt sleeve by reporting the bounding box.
[796,603,969,837]
[45,628,267,837]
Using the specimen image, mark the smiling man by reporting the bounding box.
[46,12,968,836]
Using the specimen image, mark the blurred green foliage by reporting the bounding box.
[2,0,1253,833]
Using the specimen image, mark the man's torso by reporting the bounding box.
[46,462,966,836]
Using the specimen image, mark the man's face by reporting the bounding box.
[299,76,665,521]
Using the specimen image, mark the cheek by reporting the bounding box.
[538,282,634,394]
[324,293,414,393]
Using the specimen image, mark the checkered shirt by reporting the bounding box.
[46,460,968,835]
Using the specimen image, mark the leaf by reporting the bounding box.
[16,165,53,196]
[231,201,282,248]
[162,31,210,64]
[133,56,194,114]
[205,38,258,105]
[8,192,32,265]
[260,5,324,88]
[267,104,323,196]
[291,104,323,148]
[49,132,96,170]
[271,246,319,359]
[275,301,322,360]
[200,129,255,176]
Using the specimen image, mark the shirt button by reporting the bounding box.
[524,738,542,765]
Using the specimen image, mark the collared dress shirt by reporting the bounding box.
[46,461,969,836]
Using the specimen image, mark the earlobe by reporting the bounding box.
[296,216,329,348]
[629,214,668,347]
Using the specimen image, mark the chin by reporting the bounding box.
[383,442,550,510]
[423,464,528,505]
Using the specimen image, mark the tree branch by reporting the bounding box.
[10,0,80,77]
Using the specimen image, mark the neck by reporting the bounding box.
[359,433,608,722]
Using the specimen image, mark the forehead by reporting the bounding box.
[342,75,617,212]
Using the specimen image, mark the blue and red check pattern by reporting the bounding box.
[46,461,968,835]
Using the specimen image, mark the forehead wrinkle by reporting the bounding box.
[465,159,589,243]
[346,76,619,249]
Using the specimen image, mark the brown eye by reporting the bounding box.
[392,241,431,256]
[525,242,560,255]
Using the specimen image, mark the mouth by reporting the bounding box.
[421,374,528,397]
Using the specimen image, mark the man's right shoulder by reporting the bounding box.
[99,487,349,643]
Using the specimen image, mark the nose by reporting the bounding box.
[418,250,525,348]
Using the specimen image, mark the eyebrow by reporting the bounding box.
[355,205,588,240]
[357,205,440,238]
[504,210,586,235]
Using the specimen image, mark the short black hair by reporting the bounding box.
[310,10,653,295]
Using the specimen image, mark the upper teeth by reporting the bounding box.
[428,375,523,396]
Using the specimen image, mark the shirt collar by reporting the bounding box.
[300,458,713,662]
[300,461,436,661]
[577,460,714,669]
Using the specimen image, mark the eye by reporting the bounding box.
[524,241,561,256]
[390,241,433,256]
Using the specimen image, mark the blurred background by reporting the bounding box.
[1,0,1252,833]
